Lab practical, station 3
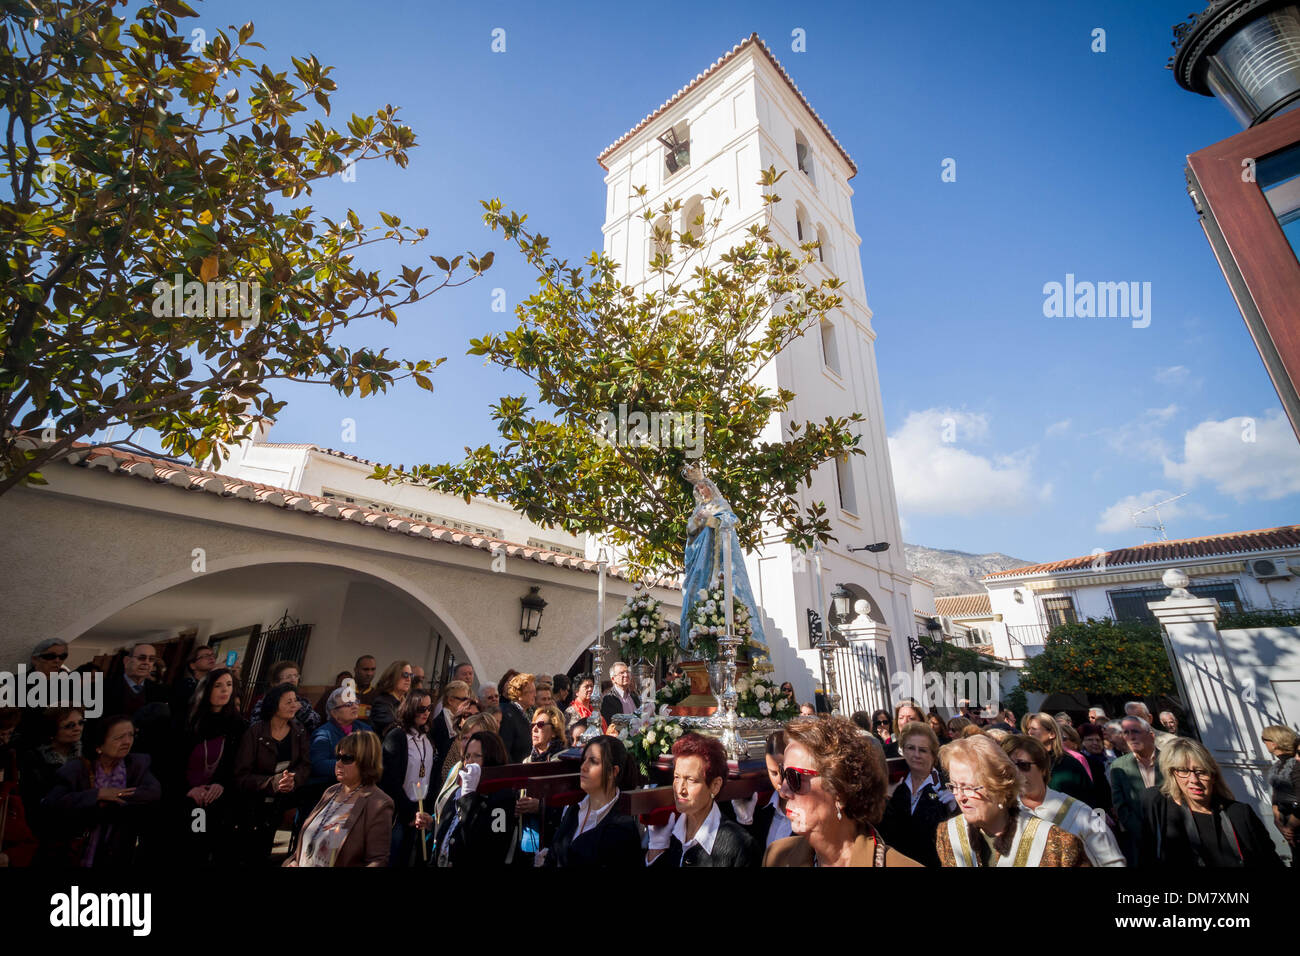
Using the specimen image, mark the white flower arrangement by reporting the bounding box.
[735,674,798,722]
[612,584,674,662]
[625,716,682,776]
[686,573,756,660]
[654,675,691,710]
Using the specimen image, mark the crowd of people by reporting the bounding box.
[1,639,1295,869]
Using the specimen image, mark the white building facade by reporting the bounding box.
[980,525,1300,664]
[597,35,915,709]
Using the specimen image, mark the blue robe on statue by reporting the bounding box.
[679,464,767,656]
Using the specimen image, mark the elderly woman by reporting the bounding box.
[879,721,958,868]
[1022,712,1092,802]
[1003,734,1124,867]
[380,690,437,866]
[565,673,596,729]
[513,705,568,865]
[43,715,162,867]
[764,715,921,867]
[430,730,518,866]
[309,687,374,791]
[1140,737,1283,868]
[289,730,393,866]
[1262,724,1299,858]
[936,735,1089,866]
[543,735,642,868]
[234,682,311,864]
[367,660,413,741]
[646,733,755,867]
[499,672,537,763]
[430,679,471,779]
[18,640,70,742]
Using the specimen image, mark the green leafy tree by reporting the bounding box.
[381,168,864,577]
[1018,618,1176,699]
[0,0,490,495]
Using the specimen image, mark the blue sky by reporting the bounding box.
[182,0,1300,563]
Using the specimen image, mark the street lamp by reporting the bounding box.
[848,541,891,553]
[519,586,547,642]
[814,582,855,716]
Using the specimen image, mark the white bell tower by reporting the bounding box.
[597,35,915,710]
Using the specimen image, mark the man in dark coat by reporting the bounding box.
[600,662,641,726]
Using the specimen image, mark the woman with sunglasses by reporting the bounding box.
[289,730,393,867]
[1002,734,1124,867]
[512,705,568,865]
[879,721,958,868]
[867,709,898,758]
[1139,737,1283,868]
[20,706,84,864]
[936,735,1088,866]
[764,716,921,867]
[430,679,472,782]
[380,690,438,866]
[367,660,413,742]
[430,730,518,867]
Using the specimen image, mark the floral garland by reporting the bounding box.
[686,574,754,661]
[616,715,684,778]
[613,585,675,662]
[734,674,799,722]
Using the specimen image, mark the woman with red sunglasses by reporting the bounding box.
[764,716,922,867]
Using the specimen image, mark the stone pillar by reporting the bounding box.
[1149,569,1286,860]
[838,619,892,714]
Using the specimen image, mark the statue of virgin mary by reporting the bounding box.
[679,463,767,657]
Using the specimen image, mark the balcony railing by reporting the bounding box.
[1005,624,1052,661]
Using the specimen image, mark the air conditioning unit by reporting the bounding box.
[1250,557,1292,580]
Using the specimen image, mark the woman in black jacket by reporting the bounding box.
[43,715,162,868]
[381,689,438,866]
[1140,737,1284,868]
[177,667,246,866]
[367,660,412,741]
[879,721,958,867]
[647,733,755,867]
[430,730,517,867]
[544,735,642,868]
[234,683,311,864]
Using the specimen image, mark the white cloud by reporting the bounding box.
[1097,489,1193,535]
[1045,419,1071,438]
[1154,366,1190,386]
[1097,405,1179,462]
[888,409,1047,516]
[1163,410,1300,500]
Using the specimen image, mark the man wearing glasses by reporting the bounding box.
[102,643,169,720]
[1109,715,1162,866]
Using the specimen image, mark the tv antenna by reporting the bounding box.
[1130,493,1188,542]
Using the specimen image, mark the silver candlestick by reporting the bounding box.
[582,554,608,743]
[714,533,749,760]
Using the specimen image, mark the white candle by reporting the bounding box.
[723,533,734,639]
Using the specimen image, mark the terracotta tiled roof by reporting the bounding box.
[982,525,1300,580]
[597,33,858,178]
[31,440,665,587]
[934,593,992,618]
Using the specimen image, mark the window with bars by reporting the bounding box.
[1042,596,1077,627]
[1108,582,1243,621]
